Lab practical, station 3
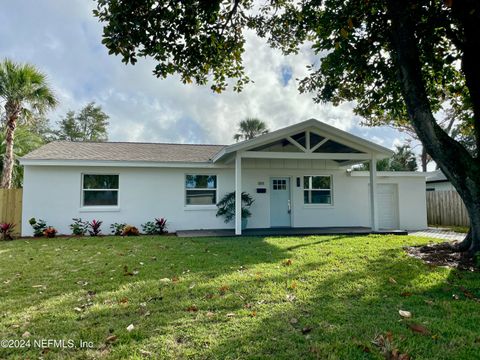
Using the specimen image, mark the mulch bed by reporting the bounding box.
[405,242,478,272]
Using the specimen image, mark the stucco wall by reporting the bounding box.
[21,162,427,236]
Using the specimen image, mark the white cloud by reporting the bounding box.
[1,0,403,147]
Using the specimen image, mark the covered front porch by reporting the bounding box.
[176,226,407,238]
[211,120,392,235]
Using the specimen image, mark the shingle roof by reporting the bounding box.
[425,170,448,183]
[21,141,226,163]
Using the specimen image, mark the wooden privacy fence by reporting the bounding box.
[0,189,23,235]
[426,190,470,227]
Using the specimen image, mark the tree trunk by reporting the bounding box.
[455,187,480,256]
[421,146,428,172]
[452,0,480,152]
[386,0,480,257]
[0,102,20,189]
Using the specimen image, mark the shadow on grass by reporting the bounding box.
[1,235,479,359]
[285,235,348,251]
[199,247,480,359]
[0,235,290,358]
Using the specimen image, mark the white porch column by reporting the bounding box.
[369,156,378,231]
[235,153,242,235]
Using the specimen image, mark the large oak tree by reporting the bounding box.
[94,0,480,255]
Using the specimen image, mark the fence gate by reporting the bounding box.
[0,189,23,235]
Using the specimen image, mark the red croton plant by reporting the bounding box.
[0,222,15,240]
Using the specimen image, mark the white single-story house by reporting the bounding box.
[19,119,427,236]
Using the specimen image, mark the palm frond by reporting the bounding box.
[233,117,269,141]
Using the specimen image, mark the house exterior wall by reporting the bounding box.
[426,181,455,192]
[21,161,427,236]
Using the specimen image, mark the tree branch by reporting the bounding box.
[451,0,480,154]
[221,0,241,35]
[385,0,474,192]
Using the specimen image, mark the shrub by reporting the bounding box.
[29,218,47,237]
[141,221,156,235]
[88,220,103,236]
[141,218,168,235]
[122,225,139,236]
[43,227,57,238]
[216,192,254,223]
[155,218,168,234]
[110,222,126,236]
[0,222,15,240]
[70,218,88,236]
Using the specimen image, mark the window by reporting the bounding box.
[272,179,287,190]
[304,175,332,204]
[82,174,119,206]
[185,175,217,205]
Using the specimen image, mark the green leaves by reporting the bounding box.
[93,1,476,158]
[94,0,253,93]
[0,59,57,112]
[55,102,109,142]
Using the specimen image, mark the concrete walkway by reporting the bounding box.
[409,227,466,241]
[177,227,408,238]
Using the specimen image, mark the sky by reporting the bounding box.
[0,0,410,150]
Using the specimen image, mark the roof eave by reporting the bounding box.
[19,158,226,168]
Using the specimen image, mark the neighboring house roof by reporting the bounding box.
[21,141,225,163]
[425,170,449,183]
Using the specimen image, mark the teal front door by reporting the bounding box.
[270,177,291,227]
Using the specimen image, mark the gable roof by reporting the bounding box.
[21,141,225,163]
[212,118,393,162]
[426,170,449,183]
[20,119,393,166]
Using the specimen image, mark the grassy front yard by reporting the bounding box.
[0,235,479,359]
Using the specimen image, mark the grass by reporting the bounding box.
[0,234,479,359]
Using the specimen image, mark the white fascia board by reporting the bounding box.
[242,151,372,160]
[212,120,316,162]
[349,171,428,177]
[19,159,230,169]
[213,118,394,162]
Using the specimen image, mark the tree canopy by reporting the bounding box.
[94,1,480,254]
[356,144,418,172]
[56,102,109,142]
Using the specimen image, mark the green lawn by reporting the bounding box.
[0,235,479,359]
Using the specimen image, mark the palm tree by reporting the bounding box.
[354,144,418,171]
[390,144,418,171]
[0,59,57,188]
[233,117,269,142]
[0,125,44,188]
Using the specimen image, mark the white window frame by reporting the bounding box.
[303,175,333,206]
[80,173,120,211]
[184,174,218,209]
